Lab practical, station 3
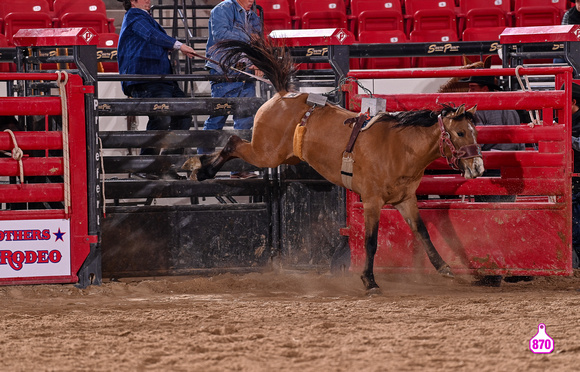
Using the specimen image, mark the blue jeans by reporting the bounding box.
[129,82,191,155]
[199,69,255,154]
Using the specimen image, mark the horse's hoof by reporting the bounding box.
[182,157,201,172]
[365,287,382,296]
[181,157,202,181]
[360,274,380,293]
[437,264,455,279]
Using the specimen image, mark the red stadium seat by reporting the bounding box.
[514,0,569,16]
[404,0,456,17]
[53,0,115,33]
[412,8,457,32]
[97,32,119,73]
[409,29,461,67]
[513,0,562,27]
[462,26,506,65]
[256,0,292,35]
[403,0,457,35]
[294,0,347,29]
[556,0,573,14]
[0,0,53,44]
[358,30,411,69]
[349,1,404,38]
[457,0,510,32]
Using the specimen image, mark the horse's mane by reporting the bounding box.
[378,104,475,128]
[212,35,296,93]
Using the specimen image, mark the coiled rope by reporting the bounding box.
[3,129,24,186]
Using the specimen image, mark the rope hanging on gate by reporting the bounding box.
[515,66,542,127]
[4,129,24,186]
[56,71,71,216]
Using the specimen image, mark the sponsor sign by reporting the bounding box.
[0,219,71,279]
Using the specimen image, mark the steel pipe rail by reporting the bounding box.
[97,98,266,117]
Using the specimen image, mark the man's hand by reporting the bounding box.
[250,65,264,78]
[180,44,196,58]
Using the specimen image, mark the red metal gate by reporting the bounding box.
[342,66,573,277]
[0,72,95,285]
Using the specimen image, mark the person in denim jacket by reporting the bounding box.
[200,0,263,179]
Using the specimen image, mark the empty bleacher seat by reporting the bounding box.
[0,0,53,45]
[458,0,509,32]
[513,0,562,27]
[53,0,115,33]
[404,0,457,35]
[349,1,404,39]
[256,0,292,35]
[462,26,505,64]
[358,30,411,69]
[294,0,347,29]
[409,29,461,67]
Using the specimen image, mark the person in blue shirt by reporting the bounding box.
[200,0,263,179]
[117,0,196,179]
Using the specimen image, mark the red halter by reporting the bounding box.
[438,114,481,171]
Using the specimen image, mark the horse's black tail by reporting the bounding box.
[212,35,295,93]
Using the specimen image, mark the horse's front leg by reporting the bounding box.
[395,198,454,278]
[361,199,382,292]
[182,135,245,181]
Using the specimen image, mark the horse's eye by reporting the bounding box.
[457,131,465,137]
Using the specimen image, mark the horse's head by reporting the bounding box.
[438,104,485,179]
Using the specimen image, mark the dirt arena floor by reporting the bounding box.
[1,269,580,372]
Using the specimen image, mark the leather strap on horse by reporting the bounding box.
[292,105,316,161]
[341,112,370,190]
[343,112,370,153]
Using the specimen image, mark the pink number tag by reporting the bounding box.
[529,323,554,354]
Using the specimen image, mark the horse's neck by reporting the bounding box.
[409,124,442,169]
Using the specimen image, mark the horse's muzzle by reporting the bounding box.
[455,144,482,160]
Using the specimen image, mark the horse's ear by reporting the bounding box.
[462,55,473,66]
[483,56,492,69]
[467,105,477,115]
[452,104,466,117]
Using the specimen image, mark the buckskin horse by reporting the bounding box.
[183,36,485,292]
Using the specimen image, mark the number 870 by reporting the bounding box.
[532,339,551,349]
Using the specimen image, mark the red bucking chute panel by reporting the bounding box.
[342,66,573,277]
[0,70,94,285]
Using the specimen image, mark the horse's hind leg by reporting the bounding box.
[361,200,382,292]
[395,198,453,278]
[182,135,245,181]
[183,133,292,181]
